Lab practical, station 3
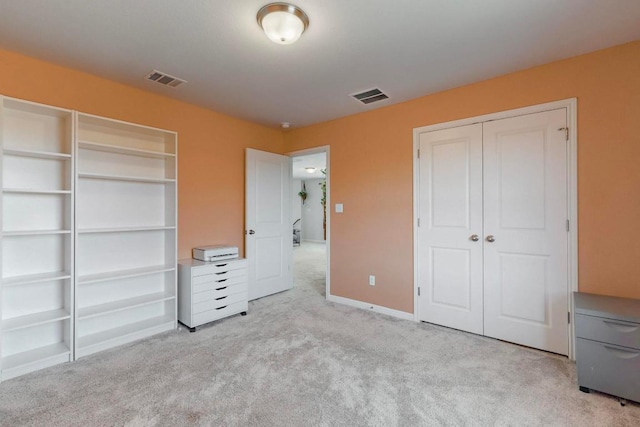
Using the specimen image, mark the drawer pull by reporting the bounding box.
[215,272,227,275]
[215,263,228,267]
[215,296,228,301]
[215,279,228,283]
[603,345,640,360]
[216,305,227,310]
[215,286,227,291]
[603,319,638,333]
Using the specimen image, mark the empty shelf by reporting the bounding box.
[77,314,175,350]
[2,309,70,332]
[77,225,175,234]
[2,271,71,287]
[78,265,175,285]
[2,148,71,160]
[1,342,70,370]
[2,188,71,194]
[78,141,175,159]
[78,172,175,184]
[2,229,71,236]
[78,292,175,319]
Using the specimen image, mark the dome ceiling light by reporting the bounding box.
[257,3,309,45]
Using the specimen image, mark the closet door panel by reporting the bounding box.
[483,109,569,355]
[417,124,484,334]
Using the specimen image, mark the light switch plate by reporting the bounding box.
[335,203,344,213]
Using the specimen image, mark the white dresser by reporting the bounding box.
[178,258,248,331]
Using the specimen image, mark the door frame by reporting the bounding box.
[286,145,331,299]
[413,98,578,360]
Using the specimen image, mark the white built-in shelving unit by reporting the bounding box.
[0,97,178,381]
[0,97,74,380]
[74,113,177,358]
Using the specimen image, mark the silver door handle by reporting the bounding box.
[247,229,255,235]
[470,234,479,242]
[486,235,495,243]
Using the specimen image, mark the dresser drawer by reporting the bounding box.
[193,300,248,325]
[193,290,246,314]
[575,314,640,349]
[576,338,640,402]
[193,274,246,294]
[193,281,247,304]
[192,268,246,285]
[192,260,248,277]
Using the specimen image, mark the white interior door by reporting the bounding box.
[482,109,568,355]
[245,149,292,301]
[417,124,484,334]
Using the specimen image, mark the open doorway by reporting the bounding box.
[288,147,329,298]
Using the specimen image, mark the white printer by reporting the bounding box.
[192,245,239,262]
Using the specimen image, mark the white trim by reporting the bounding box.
[413,98,579,359]
[413,126,420,324]
[327,294,414,321]
[567,98,578,361]
[413,99,577,134]
[286,145,331,300]
[301,239,326,244]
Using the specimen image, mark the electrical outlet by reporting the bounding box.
[369,275,375,286]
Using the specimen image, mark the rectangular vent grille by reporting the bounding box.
[145,70,187,88]
[351,88,389,105]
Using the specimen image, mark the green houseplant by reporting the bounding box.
[319,169,326,240]
[298,182,307,204]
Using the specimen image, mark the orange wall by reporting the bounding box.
[284,41,640,312]
[0,48,284,260]
[2,41,638,313]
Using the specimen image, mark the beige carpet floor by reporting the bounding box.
[0,242,638,426]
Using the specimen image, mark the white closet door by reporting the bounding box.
[417,124,484,334]
[482,109,569,355]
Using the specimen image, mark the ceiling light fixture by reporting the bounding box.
[305,167,316,173]
[257,3,309,45]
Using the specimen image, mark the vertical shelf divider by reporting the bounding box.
[0,96,5,378]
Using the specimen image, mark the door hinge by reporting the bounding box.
[568,312,571,324]
[417,218,420,227]
[558,127,569,141]
[566,219,570,232]
[418,287,421,296]
[417,149,420,159]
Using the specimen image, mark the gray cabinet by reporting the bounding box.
[178,258,248,331]
[574,292,640,404]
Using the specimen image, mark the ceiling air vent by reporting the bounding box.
[351,88,389,105]
[145,70,187,88]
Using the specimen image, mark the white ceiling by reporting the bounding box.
[0,1,639,128]
[292,153,326,180]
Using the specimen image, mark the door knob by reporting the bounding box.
[486,235,495,243]
[470,234,479,242]
[247,229,255,235]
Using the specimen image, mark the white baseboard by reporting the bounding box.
[327,294,414,321]
[301,239,326,244]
